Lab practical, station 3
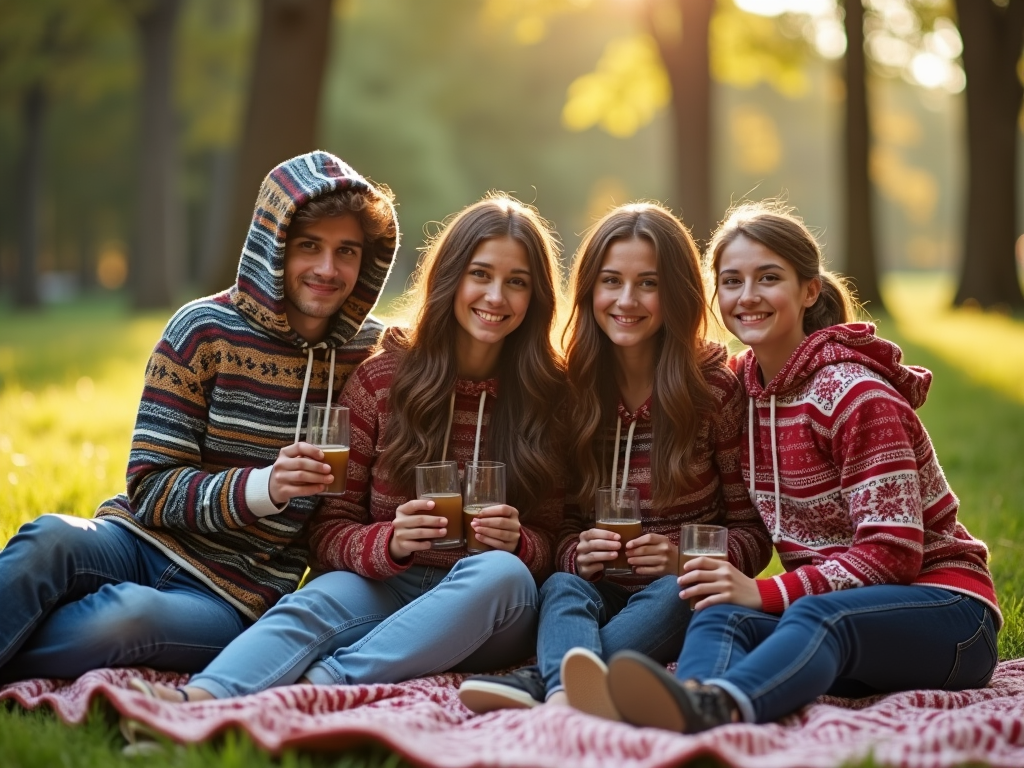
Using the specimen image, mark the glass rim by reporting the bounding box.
[465,460,505,469]
[415,460,459,469]
[309,404,350,413]
[596,485,638,494]
[680,523,727,533]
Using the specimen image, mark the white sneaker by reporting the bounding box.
[560,647,621,721]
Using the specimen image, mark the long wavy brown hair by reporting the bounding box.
[380,195,565,515]
[564,203,717,512]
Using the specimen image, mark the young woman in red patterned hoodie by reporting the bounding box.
[147,195,566,701]
[459,203,772,717]
[604,202,1000,732]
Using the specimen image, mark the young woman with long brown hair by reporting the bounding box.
[141,195,566,701]
[604,202,999,734]
[459,203,772,718]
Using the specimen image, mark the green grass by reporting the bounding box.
[1,274,1022,765]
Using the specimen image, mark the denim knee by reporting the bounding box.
[540,571,597,604]
[12,514,99,556]
[452,551,536,605]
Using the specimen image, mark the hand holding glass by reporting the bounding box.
[415,461,463,549]
[678,523,728,607]
[463,461,506,554]
[595,486,642,576]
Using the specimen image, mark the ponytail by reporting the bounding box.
[804,271,857,334]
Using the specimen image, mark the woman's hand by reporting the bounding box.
[470,505,521,553]
[268,442,332,504]
[625,533,678,577]
[575,528,621,580]
[678,557,762,610]
[389,499,447,561]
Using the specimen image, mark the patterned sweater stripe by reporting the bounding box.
[309,349,561,582]
[740,324,999,625]
[94,152,399,620]
[556,346,773,591]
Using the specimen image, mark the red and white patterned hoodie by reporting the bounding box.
[737,323,1000,625]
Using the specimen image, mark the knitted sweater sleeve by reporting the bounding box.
[756,381,926,612]
[710,370,774,578]
[125,336,263,532]
[307,362,410,579]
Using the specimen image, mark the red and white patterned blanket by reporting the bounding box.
[3,661,1024,768]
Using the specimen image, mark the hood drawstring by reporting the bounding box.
[440,389,487,464]
[748,394,783,544]
[293,347,337,444]
[609,415,638,500]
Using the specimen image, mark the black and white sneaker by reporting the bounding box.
[459,666,547,714]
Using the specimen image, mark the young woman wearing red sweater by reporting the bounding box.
[144,195,566,701]
[604,202,1000,732]
[459,203,772,717]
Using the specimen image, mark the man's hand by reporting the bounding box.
[575,527,622,580]
[469,505,521,552]
[268,442,333,504]
[626,533,677,577]
[389,499,447,561]
[678,557,762,610]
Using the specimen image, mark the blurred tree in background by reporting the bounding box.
[0,0,1021,311]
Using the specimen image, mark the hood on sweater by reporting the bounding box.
[741,322,932,409]
[230,151,399,349]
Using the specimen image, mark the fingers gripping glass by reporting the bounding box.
[595,486,641,576]
[416,461,463,549]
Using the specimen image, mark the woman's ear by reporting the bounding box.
[802,275,823,308]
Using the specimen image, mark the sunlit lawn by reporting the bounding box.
[0,274,1022,766]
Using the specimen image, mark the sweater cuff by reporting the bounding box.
[244,465,289,517]
[757,577,786,614]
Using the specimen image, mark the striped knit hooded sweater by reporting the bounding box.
[95,151,399,621]
[738,323,1000,625]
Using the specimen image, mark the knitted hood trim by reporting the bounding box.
[230,151,399,349]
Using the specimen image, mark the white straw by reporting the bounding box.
[620,419,637,505]
[321,348,336,444]
[610,416,622,501]
[472,390,486,464]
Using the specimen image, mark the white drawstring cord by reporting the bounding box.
[748,396,756,502]
[472,390,487,463]
[609,415,637,506]
[610,416,622,495]
[441,391,456,463]
[320,348,336,444]
[293,347,314,444]
[770,394,781,543]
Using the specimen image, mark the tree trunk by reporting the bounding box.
[647,0,714,245]
[15,82,46,309]
[953,0,1024,309]
[842,0,884,313]
[206,0,334,294]
[133,0,183,309]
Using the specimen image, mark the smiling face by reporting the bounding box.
[592,237,663,352]
[716,234,821,373]
[283,213,364,343]
[453,236,533,354]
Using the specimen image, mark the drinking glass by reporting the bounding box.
[463,461,506,554]
[307,405,350,496]
[415,461,463,549]
[678,523,728,607]
[594,485,641,576]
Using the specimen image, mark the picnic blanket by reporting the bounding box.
[3,661,1024,768]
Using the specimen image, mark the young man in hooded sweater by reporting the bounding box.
[0,151,399,684]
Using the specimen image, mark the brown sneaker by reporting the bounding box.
[607,651,739,733]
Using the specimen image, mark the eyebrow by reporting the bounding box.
[470,260,531,275]
[718,263,785,275]
[293,232,363,248]
[600,268,658,277]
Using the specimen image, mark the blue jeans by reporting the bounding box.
[0,514,249,684]
[677,585,999,724]
[189,549,538,698]
[536,572,693,695]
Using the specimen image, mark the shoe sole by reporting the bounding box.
[561,648,620,721]
[608,651,688,732]
[458,681,541,714]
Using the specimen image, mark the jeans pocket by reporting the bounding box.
[153,562,181,591]
[942,605,998,690]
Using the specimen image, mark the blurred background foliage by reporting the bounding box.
[0,0,1021,310]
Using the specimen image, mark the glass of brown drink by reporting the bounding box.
[415,460,463,549]
[678,523,728,607]
[463,461,506,554]
[308,405,350,496]
[595,486,641,576]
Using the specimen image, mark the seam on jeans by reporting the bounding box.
[235,612,389,694]
[941,598,996,690]
[748,591,963,701]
